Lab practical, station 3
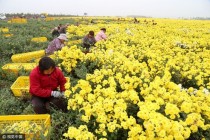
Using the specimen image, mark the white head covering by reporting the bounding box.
[58,34,68,41]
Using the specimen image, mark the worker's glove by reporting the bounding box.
[61,91,65,97]
[51,91,62,98]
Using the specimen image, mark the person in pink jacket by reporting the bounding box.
[95,28,107,41]
[45,34,68,55]
[29,56,67,114]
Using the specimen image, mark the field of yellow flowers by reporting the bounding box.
[0,17,210,139]
[59,18,210,140]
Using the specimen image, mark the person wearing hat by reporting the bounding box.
[45,33,68,55]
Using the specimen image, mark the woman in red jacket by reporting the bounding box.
[29,57,67,114]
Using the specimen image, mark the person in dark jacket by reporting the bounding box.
[29,57,67,114]
[51,27,60,38]
[59,23,69,34]
[81,31,96,53]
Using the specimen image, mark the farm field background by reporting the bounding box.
[0,17,210,139]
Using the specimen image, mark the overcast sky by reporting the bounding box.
[0,0,210,18]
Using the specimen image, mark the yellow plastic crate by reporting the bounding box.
[11,76,70,97]
[0,114,50,140]
[2,63,36,74]
[45,17,54,21]
[31,37,47,43]
[3,33,13,37]
[11,76,30,97]
[0,27,9,33]
[34,53,58,63]
[11,50,45,63]
[10,18,27,23]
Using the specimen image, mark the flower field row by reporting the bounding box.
[58,18,210,139]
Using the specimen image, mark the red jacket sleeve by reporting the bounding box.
[57,68,67,92]
[29,69,52,97]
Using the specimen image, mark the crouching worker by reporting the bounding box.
[82,31,96,53]
[29,56,67,114]
[45,33,68,55]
